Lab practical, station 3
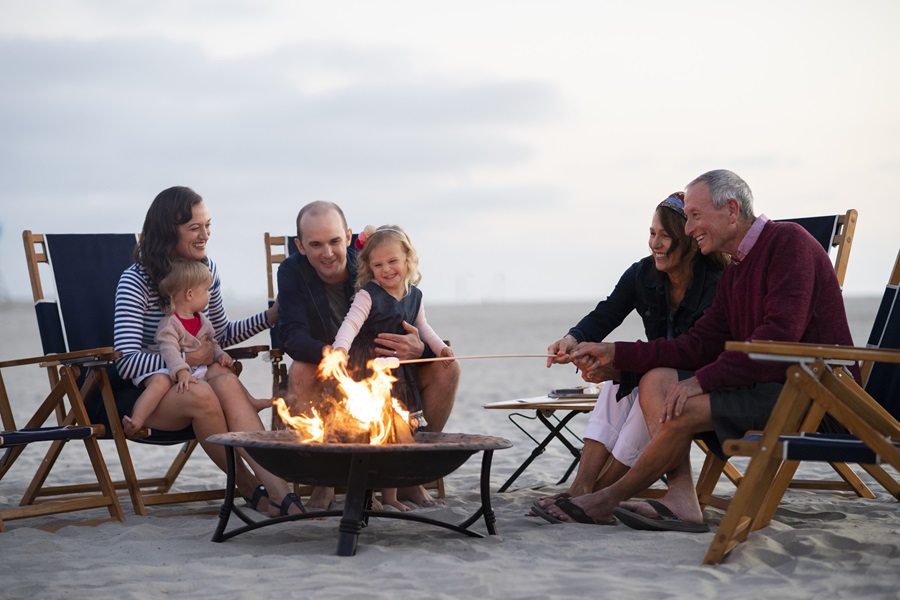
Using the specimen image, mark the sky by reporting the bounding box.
[0,1,896,307]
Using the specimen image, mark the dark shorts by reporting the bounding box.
[676,370,784,460]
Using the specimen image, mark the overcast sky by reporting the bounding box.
[0,1,896,308]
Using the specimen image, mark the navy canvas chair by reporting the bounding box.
[694,209,865,509]
[22,231,265,515]
[704,248,900,564]
[0,348,125,531]
[263,232,446,499]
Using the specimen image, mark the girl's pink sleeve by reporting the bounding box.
[415,300,448,355]
[333,290,372,351]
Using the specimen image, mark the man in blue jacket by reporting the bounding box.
[277,200,460,508]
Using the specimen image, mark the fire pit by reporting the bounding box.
[209,430,512,556]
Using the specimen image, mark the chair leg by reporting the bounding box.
[16,372,76,504]
[96,369,148,515]
[785,466,874,495]
[695,449,729,510]
[64,369,125,523]
[860,464,900,501]
[705,368,814,564]
[159,441,198,494]
[704,444,790,563]
[2,365,125,528]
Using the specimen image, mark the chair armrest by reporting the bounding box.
[0,347,120,369]
[225,345,269,360]
[726,341,900,365]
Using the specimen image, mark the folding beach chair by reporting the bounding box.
[0,348,125,531]
[694,209,865,508]
[703,248,900,564]
[22,231,265,515]
[264,232,445,498]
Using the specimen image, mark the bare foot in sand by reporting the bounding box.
[397,485,438,507]
[380,488,411,512]
[122,415,150,439]
[306,486,335,510]
[528,491,572,516]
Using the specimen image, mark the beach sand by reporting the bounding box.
[1,299,898,599]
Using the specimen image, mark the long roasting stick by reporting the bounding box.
[373,354,554,369]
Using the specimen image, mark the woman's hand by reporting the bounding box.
[266,298,279,327]
[571,342,615,376]
[547,335,578,367]
[374,321,425,361]
[185,338,216,367]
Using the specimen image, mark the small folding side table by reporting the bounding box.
[484,394,598,492]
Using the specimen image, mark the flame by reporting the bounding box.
[276,347,413,445]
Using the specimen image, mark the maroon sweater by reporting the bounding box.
[613,220,858,392]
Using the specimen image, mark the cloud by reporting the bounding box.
[0,37,560,200]
[0,34,566,302]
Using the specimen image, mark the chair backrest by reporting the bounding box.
[264,234,301,352]
[23,231,138,354]
[775,209,857,288]
[264,233,300,304]
[862,249,900,419]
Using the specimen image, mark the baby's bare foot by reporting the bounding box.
[122,416,150,439]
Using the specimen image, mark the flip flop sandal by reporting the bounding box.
[531,503,563,524]
[612,499,709,533]
[278,492,307,516]
[554,498,617,526]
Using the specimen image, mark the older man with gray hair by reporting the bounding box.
[541,169,858,530]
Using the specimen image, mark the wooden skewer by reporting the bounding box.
[373,354,554,369]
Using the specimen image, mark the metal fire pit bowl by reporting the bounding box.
[209,430,512,556]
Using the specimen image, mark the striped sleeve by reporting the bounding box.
[113,265,165,380]
[205,259,271,348]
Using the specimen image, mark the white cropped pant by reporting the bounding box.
[582,382,650,467]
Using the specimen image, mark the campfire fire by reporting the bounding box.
[273,347,415,445]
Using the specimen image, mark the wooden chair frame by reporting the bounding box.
[704,345,900,564]
[1,348,125,531]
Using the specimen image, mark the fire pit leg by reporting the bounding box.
[456,449,500,534]
[211,445,238,542]
[336,454,371,556]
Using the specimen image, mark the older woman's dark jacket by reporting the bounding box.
[567,254,722,398]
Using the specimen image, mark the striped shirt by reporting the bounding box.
[114,259,270,380]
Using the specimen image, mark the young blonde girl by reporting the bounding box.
[332,225,454,511]
[123,259,234,438]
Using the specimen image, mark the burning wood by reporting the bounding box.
[273,347,416,445]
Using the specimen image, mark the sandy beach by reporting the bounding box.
[1,299,898,599]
